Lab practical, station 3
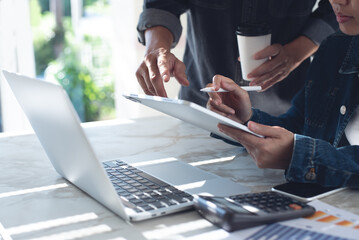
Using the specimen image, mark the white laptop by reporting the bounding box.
[123,94,263,141]
[2,70,249,222]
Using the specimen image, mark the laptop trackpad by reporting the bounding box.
[138,160,249,197]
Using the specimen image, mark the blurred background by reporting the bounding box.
[0,0,187,133]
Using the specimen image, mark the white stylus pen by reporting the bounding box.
[200,86,262,92]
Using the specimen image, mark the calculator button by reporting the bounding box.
[229,191,308,213]
[289,203,302,210]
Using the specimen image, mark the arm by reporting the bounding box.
[248,36,318,90]
[301,0,338,46]
[210,77,359,188]
[218,122,359,188]
[137,0,189,48]
[247,0,338,90]
[206,74,306,132]
[287,135,359,188]
[136,1,189,97]
[136,26,189,97]
[144,26,173,53]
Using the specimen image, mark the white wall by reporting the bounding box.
[0,0,35,132]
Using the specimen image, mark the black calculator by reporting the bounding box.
[194,191,316,232]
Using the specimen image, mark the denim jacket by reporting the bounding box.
[137,0,337,116]
[251,33,359,188]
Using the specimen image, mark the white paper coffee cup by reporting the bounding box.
[236,24,271,81]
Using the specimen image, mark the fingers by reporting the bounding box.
[207,74,252,123]
[248,46,284,81]
[249,58,285,79]
[253,44,281,60]
[208,75,239,110]
[145,53,168,97]
[136,48,189,98]
[218,122,293,169]
[249,62,288,88]
[136,62,156,95]
[259,73,287,91]
[207,98,235,116]
[212,75,243,95]
[157,53,171,83]
[247,44,295,88]
[218,123,260,148]
[247,121,281,138]
[173,59,189,86]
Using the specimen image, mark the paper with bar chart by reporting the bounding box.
[242,200,359,240]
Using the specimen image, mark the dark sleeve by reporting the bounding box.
[137,0,189,48]
[301,0,338,45]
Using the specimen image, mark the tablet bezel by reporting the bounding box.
[123,94,263,142]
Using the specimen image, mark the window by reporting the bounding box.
[0,0,186,132]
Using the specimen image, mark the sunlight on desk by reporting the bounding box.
[175,180,206,191]
[186,229,230,240]
[7,213,98,235]
[27,224,112,240]
[143,219,213,239]
[189,156,236,167]
[0,183,69,199]
[131,157,178,167]
[0,130,34,138]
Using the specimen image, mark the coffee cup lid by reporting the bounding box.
[236,23,271,36]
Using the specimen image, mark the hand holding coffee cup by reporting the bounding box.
[236,24,271,81]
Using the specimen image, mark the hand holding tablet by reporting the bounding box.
[124,94,264,141]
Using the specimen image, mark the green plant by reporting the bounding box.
[46,39,115,122]
[32,0,115,122]
[30,0,57,75]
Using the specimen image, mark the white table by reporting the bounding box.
[0,116,358,239]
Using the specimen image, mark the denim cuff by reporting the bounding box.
[137,8,182,48]
[285,134,316,183]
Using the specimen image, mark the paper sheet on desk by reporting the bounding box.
[186,200,359,240]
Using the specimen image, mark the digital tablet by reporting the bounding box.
[123,94,263,143]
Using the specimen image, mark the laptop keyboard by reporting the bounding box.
[103,160,193,213]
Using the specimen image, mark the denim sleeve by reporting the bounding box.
[301,0,338,45]
[137,0,189,48]
[249,93,305,133]
[286,134,359,188]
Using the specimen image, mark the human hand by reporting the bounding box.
[245,43,298,91]
[206,75,252,124]
[218,121,294,170]
[245,36,318,91]
[135,47,189,97]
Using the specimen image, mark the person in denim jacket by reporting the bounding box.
[207,0,359,187]
[136,0,337,116]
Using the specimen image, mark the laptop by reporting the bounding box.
[2,70,249,222]
[123,94,263,141]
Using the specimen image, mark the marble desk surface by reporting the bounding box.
[0,116,358,240]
